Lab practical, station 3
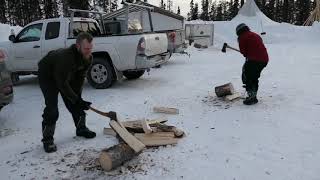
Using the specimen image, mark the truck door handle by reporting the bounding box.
[155,37,159,40]
[33,45,40,48]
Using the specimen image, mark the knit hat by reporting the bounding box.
[236,23,249,36]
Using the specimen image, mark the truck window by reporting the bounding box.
[71,21,101,37]
[45,22,60,40]
[104,22,121,35]
[16,23,43,42]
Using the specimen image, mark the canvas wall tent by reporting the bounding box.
[103,1,185,33]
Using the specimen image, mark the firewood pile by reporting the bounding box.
[99,117,185,171]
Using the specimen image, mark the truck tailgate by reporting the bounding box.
[143,33,168,56]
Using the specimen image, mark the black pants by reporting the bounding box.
[242,60,267,93]
[38,70,85,134]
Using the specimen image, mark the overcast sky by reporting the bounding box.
[146,0,204,17]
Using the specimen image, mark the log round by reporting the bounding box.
[215,83,234,97]
[99,143,137,171]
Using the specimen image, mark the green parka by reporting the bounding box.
[38,44,92,104]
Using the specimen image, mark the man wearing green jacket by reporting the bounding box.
[38,32,95,153]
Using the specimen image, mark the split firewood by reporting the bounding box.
[109,120,145,153]
[99,143,138,171]
[215,82,235,97]
[105,117,184,137]
[103,128,117,136]
[152,123,185,138]
[102,129,179,147]
[134,132,175,138]
[122,117,168,132]
[104,124,184,138]
[225,92,241,101]
[134,133,179,146]
[146,118,168,124]
[153,107,179,114]
[141,119,153,134]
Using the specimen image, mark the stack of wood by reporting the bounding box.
[99,118,185,171]
[214,82,241,101]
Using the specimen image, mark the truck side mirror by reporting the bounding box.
[9,35,16,42]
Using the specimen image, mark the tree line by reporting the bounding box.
[0,0,119,26]
[0,0,315,26]
[187,0,316,25]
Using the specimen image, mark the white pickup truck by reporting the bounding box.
[0,16,169,89]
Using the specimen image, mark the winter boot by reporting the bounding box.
[75,116,96,139]
[243,91,258,105]
[42,124,57,153]
[43,142,57,153]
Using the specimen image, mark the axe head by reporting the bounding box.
[107,111,118,121]
[222,43,228,53]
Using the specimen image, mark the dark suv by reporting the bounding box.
[0,51,13,111]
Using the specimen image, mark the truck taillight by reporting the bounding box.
[169,32,176,43]
[137,38,146,55]
[0,50,5,62]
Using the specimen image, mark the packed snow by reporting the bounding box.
[1,11,320,180]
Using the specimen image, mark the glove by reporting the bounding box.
[76,98,92,111]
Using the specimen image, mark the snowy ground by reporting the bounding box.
[1,19,320,179]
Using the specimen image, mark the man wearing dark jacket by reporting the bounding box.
[38,32,95,153]
[236,23,269,105]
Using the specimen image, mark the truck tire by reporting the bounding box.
[123,70,145,80]
[11,73,19,85]
[87,57,115,89]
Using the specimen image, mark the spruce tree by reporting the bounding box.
[282,0,289,22]
[230,0,239,18]
[216,2,223,21]
[43,0,59,19]
[160,0,166,9]
[0,0,7,24]
[210,2,217,21]
[188,0,194,20]
[255,0,262,8]
[192,3,199,20]
[200,0,210,20]
[221,0,230,20]
[8,0,24,25]
[275,0,283,22]
[260,0,267,14]
[265,0,275,20]
[288,0,295,23]
[296,0,311,25]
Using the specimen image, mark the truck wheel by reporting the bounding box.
[87,57,115,89]
[123,70,145,80]
[11,73,19,85]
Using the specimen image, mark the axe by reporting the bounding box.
[89,106,118,121]
[221,43,240,53]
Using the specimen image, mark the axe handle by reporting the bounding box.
[227,45,240,53]
[89,106,109,117]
